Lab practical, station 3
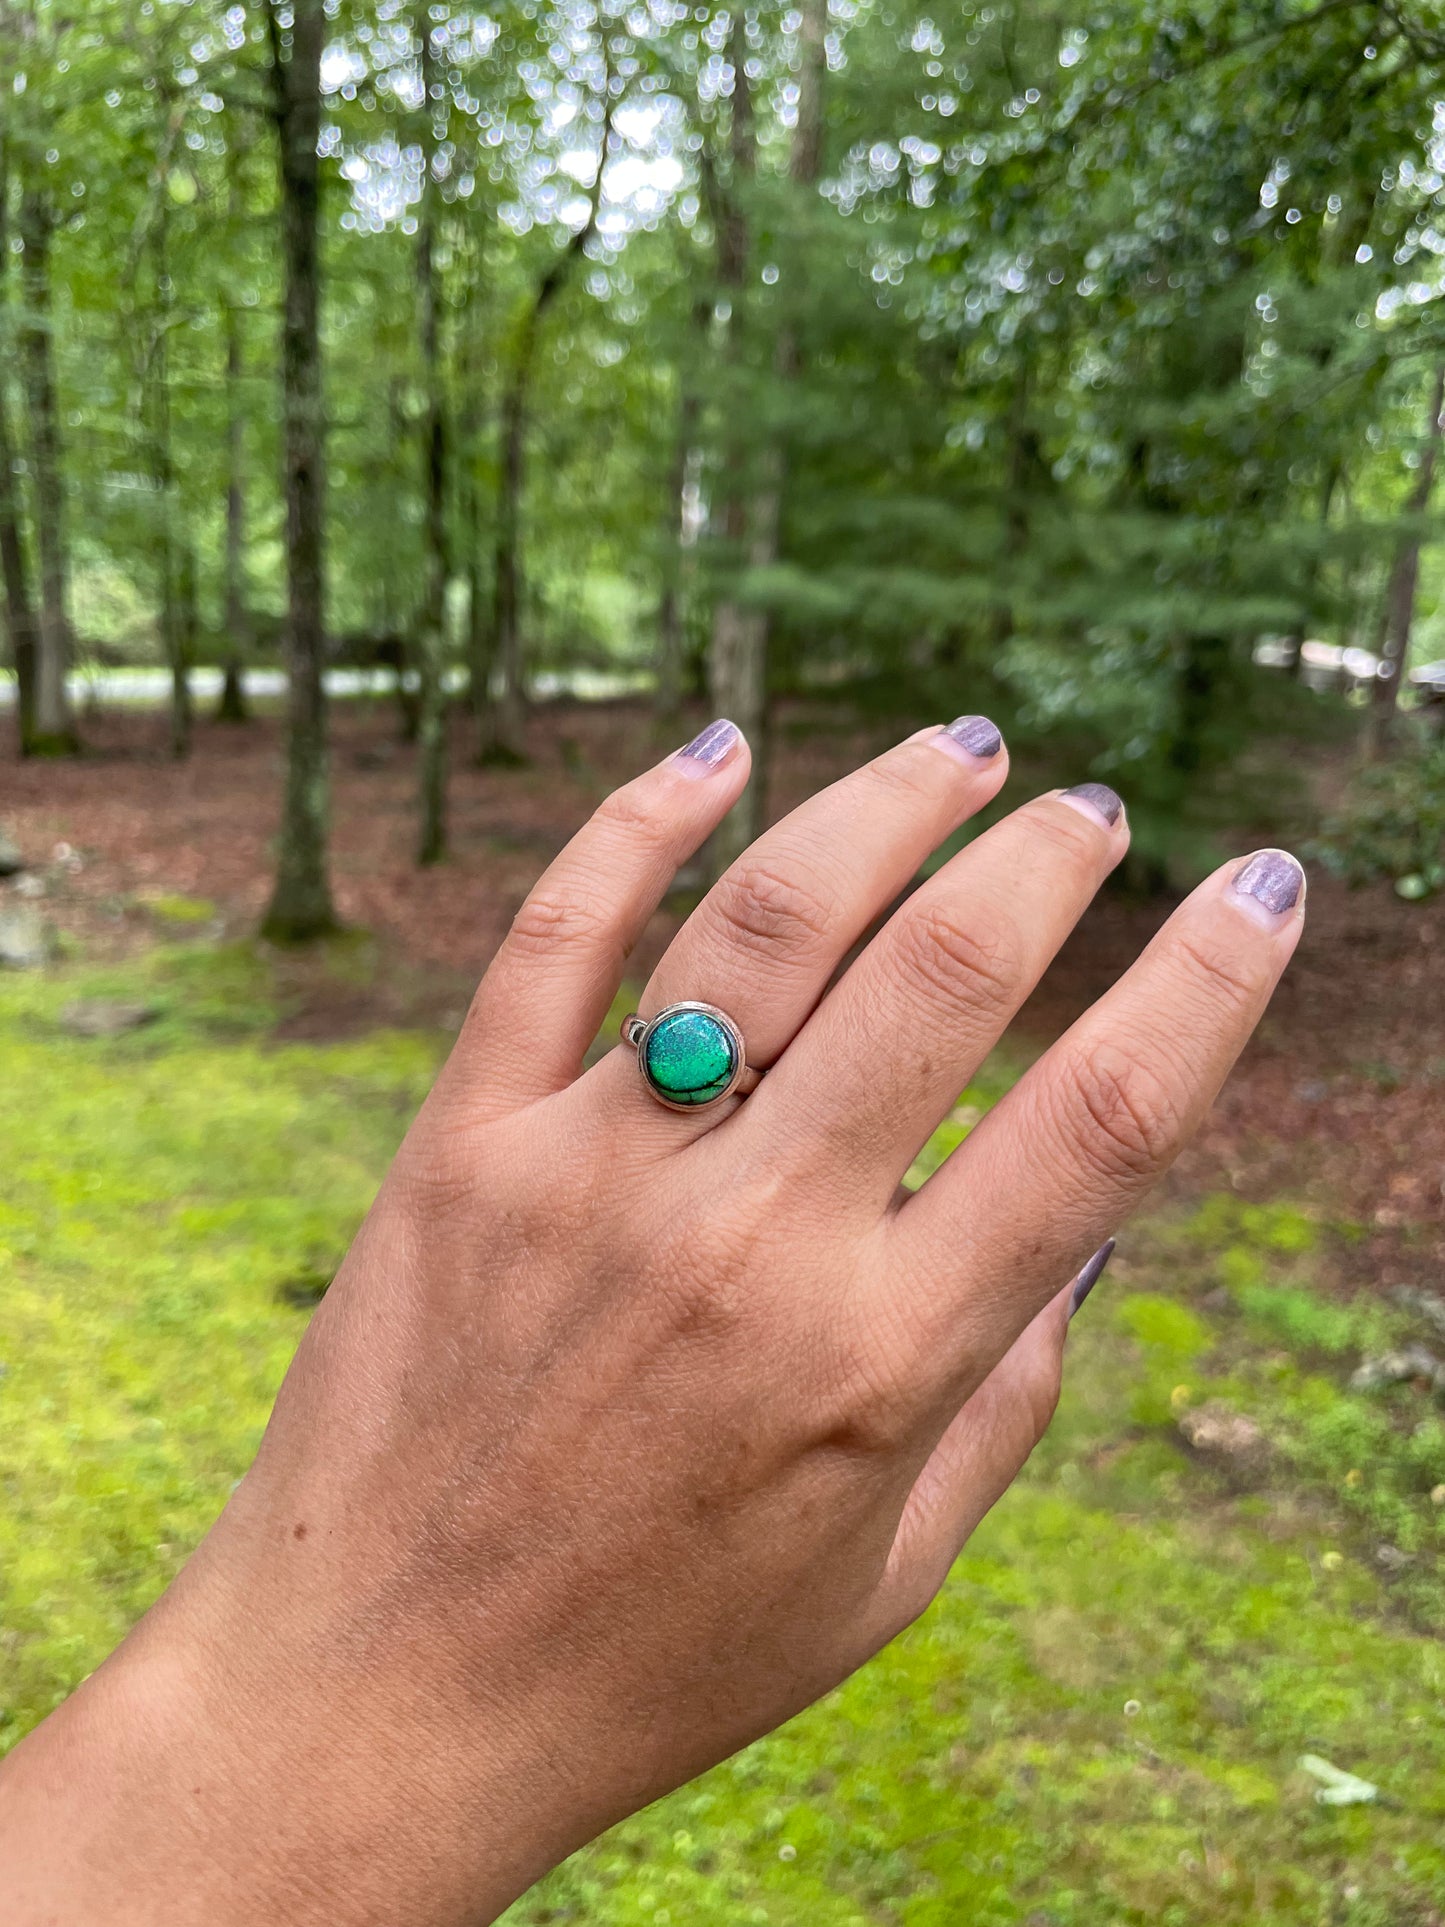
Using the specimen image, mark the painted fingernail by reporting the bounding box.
[1231,848,1305,920]
[1059,782,1124,830]
[1068,1238,1116,1319]
[675,717,740,776]
[935,714,1003,763]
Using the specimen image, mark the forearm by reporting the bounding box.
[0,1564,563,1927]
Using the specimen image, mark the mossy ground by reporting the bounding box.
[1,948,1442,1923]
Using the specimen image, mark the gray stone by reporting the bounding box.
[0,830,22,877]
[1350,1345,1445,1394]
[59,999,161,1038]
[0,903,50,969]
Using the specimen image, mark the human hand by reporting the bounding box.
[1,717,1304,1926]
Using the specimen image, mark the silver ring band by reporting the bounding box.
[622,1001,761,1112]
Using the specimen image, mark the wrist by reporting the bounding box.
[0,1535,566,1927]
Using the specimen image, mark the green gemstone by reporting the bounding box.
[642,1008,738,1105]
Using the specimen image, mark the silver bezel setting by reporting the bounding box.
[624,1001,749,1112]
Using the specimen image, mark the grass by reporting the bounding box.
[1,946,1443,1923]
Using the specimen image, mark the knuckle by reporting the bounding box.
[809,1324,918,1459]
[1056,1039,1183,1185]
[897,901,1022,1014]
[593,779,669,848]
[1171,927,1264,1016]
[862,748,940,807]
[1020,1351,1065,1439]
[506,888,617,962]
[708,858,838,963]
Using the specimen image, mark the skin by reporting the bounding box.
[0,718,1305,1926]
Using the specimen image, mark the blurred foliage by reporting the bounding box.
[4,0,1445,847]
[1313,720,1445,898]
[3,950,1443,1921]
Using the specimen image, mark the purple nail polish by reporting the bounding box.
[1061,782,1124,828]
[1068,1238,1116,1319]
[1232,849,1304,917]
[676,718,740,773]
[940,714,1003,760]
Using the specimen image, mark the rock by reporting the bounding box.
[1389,1285,1445,1343]
[11,872,44,898]
[58,999,160,1038]
[1177,1400,1267,1459]
[0,903,49,969]
[1350,1345,1445,1394]
[0,829,22,877]
[1374,1543,1414,1572]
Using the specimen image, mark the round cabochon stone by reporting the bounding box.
[642,1007,738,1105]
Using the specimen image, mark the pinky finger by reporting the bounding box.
[866,1242,1113,1645]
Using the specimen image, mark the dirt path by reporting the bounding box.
[4,700,1441,1286]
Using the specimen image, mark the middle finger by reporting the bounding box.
[750,784,1129,1198]
[624,716,1012,1082]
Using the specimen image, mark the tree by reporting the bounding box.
[480,37,617,766]
[1369,360,1445,753]
[0,117,39,755]
[414,7,451,864]
[261,0,336,942]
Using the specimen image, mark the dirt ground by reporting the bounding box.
[4,699,1442,1292]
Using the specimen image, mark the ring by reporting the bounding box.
[622,1002,761,1112]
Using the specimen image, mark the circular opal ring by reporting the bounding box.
[622,1002,761,1112]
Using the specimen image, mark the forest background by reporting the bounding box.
[3,1,1445,1922]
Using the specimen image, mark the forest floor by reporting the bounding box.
[3,699,1444,1922]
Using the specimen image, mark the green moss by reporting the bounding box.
[141,892,217,927]
[2,963,1443,1921]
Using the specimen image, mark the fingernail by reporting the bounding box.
[934,714,1003,763]
[1058,782,1124,830]
[675,717,740,776]
[1231,848,1305,922]
[1068,1238,1115,1319]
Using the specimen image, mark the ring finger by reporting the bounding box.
[601,716,1012,1120]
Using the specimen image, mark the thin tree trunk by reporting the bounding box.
[457,252,493,750]
[0,131,38,753]
[1283,461,1341,680]
[218,147,251,724]
[706,0,825,873]
[415,11,449,863]
[655,322,706,726]
[1367,362,1445,756]
[481,77,615,766]
[262,0,335,940]
[18,183,76,753]
[145,185,192,761]
[704,16,762,871]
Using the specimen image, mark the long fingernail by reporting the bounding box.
[675,718,741,776]
[1068,1239,1116,1319]
[934,714,1003,763]
[1058,782,1124,830]
[1230,848,1305,924]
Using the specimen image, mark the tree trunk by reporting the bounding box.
[705,0,825,874]
[261,0,336,940]
[17,184,76,754]
[704,16,762,872]
[1284,461,1341,680]
[655,330,705,726]
[480,77,615,766]
[218,149,251,724]
[414,12,450,863]
[145,185,192,761]
[0,133,38,753]
[1367,362,1445,756]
